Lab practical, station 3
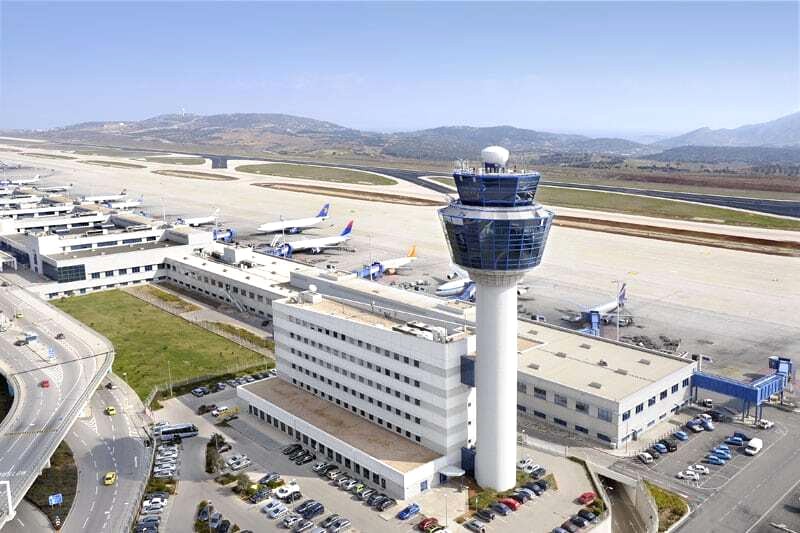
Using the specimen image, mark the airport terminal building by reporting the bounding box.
[0,184,698,499]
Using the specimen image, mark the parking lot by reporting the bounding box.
[147,383,606,533]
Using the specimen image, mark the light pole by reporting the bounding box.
[612,279,623,342]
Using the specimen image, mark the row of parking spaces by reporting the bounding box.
[626,416,772,494]
[134,442,184,533]
[190,369,277,397]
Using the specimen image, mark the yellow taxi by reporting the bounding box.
[103,471,117,485]
[104,406,117,416]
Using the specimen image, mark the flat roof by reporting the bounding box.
[515,321,695,402]
[46,240,181,261]
[243,378,442,473]
[282,296,403,329]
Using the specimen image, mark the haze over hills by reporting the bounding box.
[4,110,800,164]
[655,111,800,149]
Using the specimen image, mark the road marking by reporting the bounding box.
[15,518,23,527]
[742,475,800,533]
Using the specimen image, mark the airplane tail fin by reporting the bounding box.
[407,244,417,258]
[618,283,627,306]
[340,220,354,236]
[317,203,331,218]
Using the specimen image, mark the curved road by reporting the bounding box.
[0,284,113,528]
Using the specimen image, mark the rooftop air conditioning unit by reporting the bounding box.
[589,382,602,389]
[615,368,628,375]
[638,358,651,365]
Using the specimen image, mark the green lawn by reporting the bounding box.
[79,159,146,169]
[431,177,800,230]
[153,169,237,181]
[73,148,162,158]
[54,290,268,399]
[21,152,76,160]
[235,163,396,186]
[26,441,77,528]
[144,156,206,165]
[140,285,200,312]
[645,480,688,532]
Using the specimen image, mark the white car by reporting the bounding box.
[282,513,302,528]
[275,480,300,499]
[142,496,167,508]
[517,457,534,470]
[211,406,229,417]
[225,454,247,466]
[688,464,710,475]
[269,503,289,519]
[523,463,541,475]
[757,419,774,429]
[677,470,700,481]
[229,458,251,471]
[261,499,279,513]
[341,479,358,490]
[637,452,654,464]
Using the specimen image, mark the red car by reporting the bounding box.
[418,518,438,531]
[578,491,596,505]
[498,498,520,511]
[40,380,50,388]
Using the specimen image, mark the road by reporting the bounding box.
[0,283,113,528]
[61,372,150,533]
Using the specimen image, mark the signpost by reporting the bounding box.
[48,493,63,506]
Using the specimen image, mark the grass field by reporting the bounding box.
[73,148,162,158]
[144,156,206,165]
[236,163,397,186]
[26,441,77,528]
[429,177,800,230]
[54,290,267,399]
[20,152,76,160]
[140,285,200,312]
[79,159,146,169]
[645,481,688,532]
[152,169,237,181]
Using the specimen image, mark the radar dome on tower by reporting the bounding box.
[481,146,510,168]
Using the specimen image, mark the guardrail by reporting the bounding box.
[120,432,155,533]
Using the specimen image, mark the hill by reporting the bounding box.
[656,111,800,148]
[647,145,800,165]
[4,113,647,160]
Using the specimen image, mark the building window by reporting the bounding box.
[597,433,611,442]
[622,410,630,421]
[648,396,656,406]
[517,405,527,412]
[682,378,690,387]
[533,410,546,419]
[575,402,588,414]
[517,382,527,394]
[635,403,644,414]
[597,408,612,422]
[553,417,567,427]
[575,425,588,434]
[554,394,567,407]
[533,387,546,400]
[660,390,668,400]
[671,384,679,393]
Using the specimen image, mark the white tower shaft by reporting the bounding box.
[473,273,522,491]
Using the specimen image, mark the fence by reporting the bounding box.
[121,434,156,533]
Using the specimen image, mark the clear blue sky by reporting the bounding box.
[1,1,798,137]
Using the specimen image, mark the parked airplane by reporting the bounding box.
[435,267,529,299]
[561,283,630,325]
[2,174,40,185]
[35,184,73,192]
[103,196,144,210]
[353,245,417,279]
[270,220,353,256]
[177,208,220,227]
[257,204,330,234]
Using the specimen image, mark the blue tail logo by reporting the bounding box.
[340,220,353,236]
[317,203,330,218]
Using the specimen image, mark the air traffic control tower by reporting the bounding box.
[439,146,554,491]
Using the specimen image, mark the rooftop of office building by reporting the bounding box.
[46,239,183,261]
[514,320,695,401]
[242,377,442,473]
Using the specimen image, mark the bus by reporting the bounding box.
[156,423,199,442]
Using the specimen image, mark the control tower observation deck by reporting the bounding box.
[438,146,554,491]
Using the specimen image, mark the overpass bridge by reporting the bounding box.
[0,285,113,528]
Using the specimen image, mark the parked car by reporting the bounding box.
[297,453,316,466]
[517,457,534,470]
[560,521,579,533]
[321,514,341,528]
[677,470,700,481]
[258,472,281,484]
[725,436,744,446]
[757,419,774,430]
[511,491,530,504]
[711,448,732,460]
[571,515,588,528]
[295,519,315,532]
[191,387,206,397]
[673,431,689,441]
[733,431,751,442]
[708,410,724,422]
[523,482,544,495]
[688,464,710,475]
[378,498,397,511]
[269,504,289,519]
[578,509,597,522]
[578,492,596,505]
[329,518,352,533]
[275,481,301,499]
[312,462,329,472]
[531,466,547,479]
[475,508,495,522]
[638,452,654,464]
[397,503,420,520]
[519,488,537,499]
[700,419,715,431]
[301,502,325,520]
[418,518,439,531]
[360,489,376,501]
[653,443,668,454]
[282,443,302,455]
[464,519,486,533]
[491,502,511,516]
[659,439,678,452]
[687,420,704,432]
[209,512,222,529]
[218,519,232,533]
[705,455,725,466]
[282,514,303,529]
[498,498,520,511]
[261,499,280,514]
[197,502,212,521]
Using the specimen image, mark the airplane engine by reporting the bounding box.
[311,247,322,254]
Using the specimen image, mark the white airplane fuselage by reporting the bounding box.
[258,215,327,234]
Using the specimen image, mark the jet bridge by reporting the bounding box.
[690,357,793,421]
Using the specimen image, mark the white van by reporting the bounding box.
[745,437,763,455]
[638,452,654,464]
